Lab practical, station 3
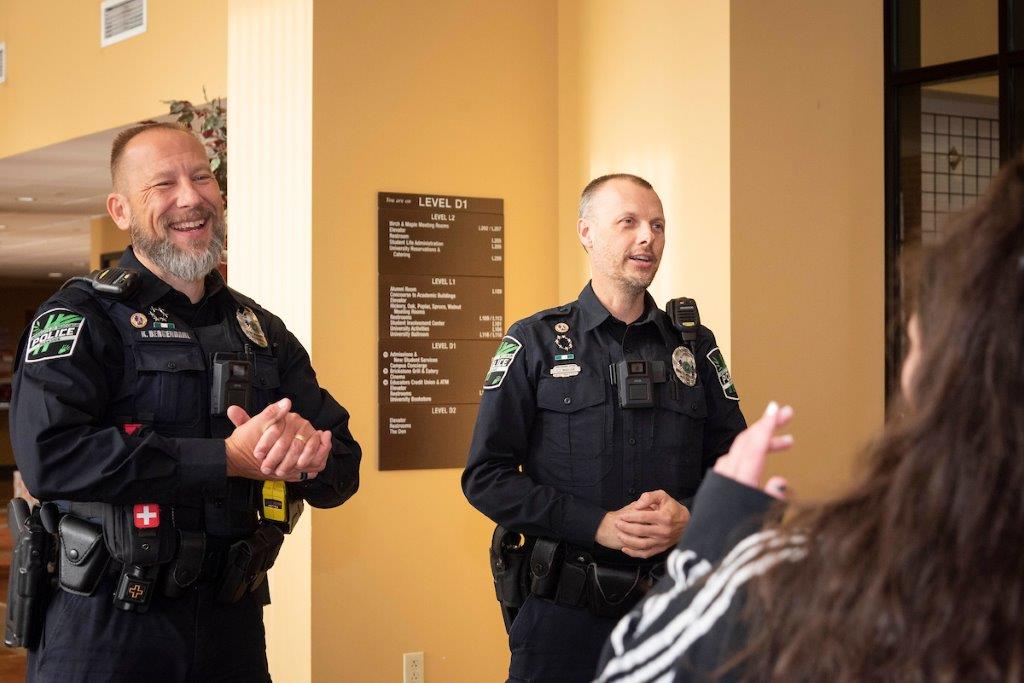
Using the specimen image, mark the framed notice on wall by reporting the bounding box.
[378,192,504,470]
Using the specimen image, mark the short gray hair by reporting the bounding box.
[110,122,196,189]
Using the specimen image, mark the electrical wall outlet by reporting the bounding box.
[403,651,424,683]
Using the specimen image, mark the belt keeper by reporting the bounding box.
[159,530,205,599]
[174,531,206,586]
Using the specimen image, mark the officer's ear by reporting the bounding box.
[107,192,132,232]
[577,217,593,253]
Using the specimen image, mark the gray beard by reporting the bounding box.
[131,213,225,282]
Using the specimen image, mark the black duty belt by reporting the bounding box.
[528,538,664,619]
[52,503,280,609]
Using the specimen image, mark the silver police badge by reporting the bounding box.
[672,346,698,386]
[237,306,268,348]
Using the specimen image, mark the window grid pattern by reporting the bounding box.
[921,112,1000,243]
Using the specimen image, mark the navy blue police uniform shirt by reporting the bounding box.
[9,246,360,512]
[462,282,746,563]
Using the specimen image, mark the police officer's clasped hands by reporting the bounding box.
[224,397,332,482]
[594,491,692,559]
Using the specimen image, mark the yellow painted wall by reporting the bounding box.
[557,1,733,355]
[0,0,227,159]
[730,1,885,499]
[89,216,130,270]
[311,1,557,680]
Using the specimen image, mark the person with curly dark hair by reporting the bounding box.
[596,152,1024,682]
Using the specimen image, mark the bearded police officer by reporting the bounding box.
[9,122,360,681]
[462,174,745,682]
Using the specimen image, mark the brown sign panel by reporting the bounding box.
[378,192,504,471]
[379,192,503,215]
[379,209,504,278]
[379,404,480,470]
[379,340,492,407]
[380,274,503,341]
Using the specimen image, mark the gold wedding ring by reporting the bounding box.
[293,433,307,442]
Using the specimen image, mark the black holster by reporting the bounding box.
[489,526,532,633]
[216,524,285,604]
[4,499,54,649]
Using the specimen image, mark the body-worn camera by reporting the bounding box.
[609,360,667,409]
[210,353,253,416]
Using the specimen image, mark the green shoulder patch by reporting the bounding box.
[26,309,85,363]
[706,347,739,401]
[483,336,523,390]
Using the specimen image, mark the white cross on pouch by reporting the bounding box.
[136,505,157,526]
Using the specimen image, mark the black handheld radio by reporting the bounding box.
[665,297,700,345]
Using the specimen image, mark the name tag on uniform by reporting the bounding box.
[550,363,581,378]
[135,329,196,342]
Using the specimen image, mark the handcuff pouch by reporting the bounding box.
[58,516,110,596]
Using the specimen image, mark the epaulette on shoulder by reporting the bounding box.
[529,301,572,321]
[512,303,573,330]
[61,267,141,299]
[538,303,573,319]
[225,286,266,313]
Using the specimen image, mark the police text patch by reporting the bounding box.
[483,336,522,390]
[26,309,85,363]
[706,347,739,401]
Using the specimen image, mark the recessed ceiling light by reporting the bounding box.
[48,272,63,278]
[17,196,35,202]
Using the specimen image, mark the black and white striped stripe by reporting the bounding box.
[595,531,807,683]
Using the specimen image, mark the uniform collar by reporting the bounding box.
[652,308,684,348]
[118,246,226,309]
[578,281,661,332]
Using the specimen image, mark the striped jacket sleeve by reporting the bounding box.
[594,473,807,683]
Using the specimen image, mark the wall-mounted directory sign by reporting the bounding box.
[378,192,504,470]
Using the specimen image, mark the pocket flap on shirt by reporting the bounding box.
[253,354,281,389]
[662,382,708,419]
[132,344,205,373]
[537,368,605,413]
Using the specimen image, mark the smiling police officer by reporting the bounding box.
[9,122,360,681]
[462,174,746,682]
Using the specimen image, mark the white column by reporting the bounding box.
[227,1,312,681]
